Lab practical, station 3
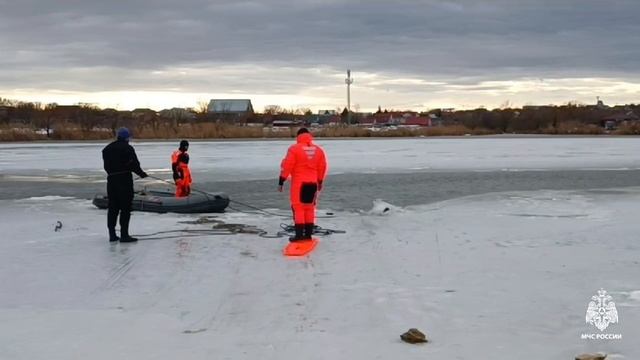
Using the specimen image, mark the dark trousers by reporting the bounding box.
[107,180,134,237]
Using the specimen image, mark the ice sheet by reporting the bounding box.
[3,137,640,181]
[0,188,637,359]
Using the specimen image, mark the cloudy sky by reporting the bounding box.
[1,0,639,111]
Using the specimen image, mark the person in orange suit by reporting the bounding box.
[171,140,189,183]
[175,152,192,197]
[278,128,328,242]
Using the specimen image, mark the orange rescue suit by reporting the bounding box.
[279,132,328,225]
[171,150,185,182]
[175,163,192,197]
[171,150,181,167]
[174,153,192,197]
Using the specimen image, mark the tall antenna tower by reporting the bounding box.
[345,69,353,125]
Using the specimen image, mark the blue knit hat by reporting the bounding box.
[116,127,131,140]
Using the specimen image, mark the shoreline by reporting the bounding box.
[2,133,640,144]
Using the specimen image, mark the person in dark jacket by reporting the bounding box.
[102,127,148,242]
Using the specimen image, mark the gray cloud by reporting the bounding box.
[1,0,639,109]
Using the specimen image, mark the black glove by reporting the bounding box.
[278,177,286,186]
[140,171,148,179]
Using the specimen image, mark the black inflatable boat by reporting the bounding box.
[92,189,229,213]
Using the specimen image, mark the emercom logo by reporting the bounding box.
[581,288,622,340]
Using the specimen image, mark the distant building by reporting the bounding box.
[360,112,432,127]
[159,108,196,121]
[131,108,157,120]
[596,97,608,109]
[129,108,158,123]
[601,111,639,127]
[361,111,418,126]
[207,99,254,116]
[272,119,302,127]
[359,115,385,126]
[0,106,10,119]
[325,115,341,126]
[400,116,432,127]
[317,109,337,116]
[102,108,119,116]
[428,113,444,126]
[309,110,341,125]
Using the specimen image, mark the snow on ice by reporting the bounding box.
[0,188,639,359]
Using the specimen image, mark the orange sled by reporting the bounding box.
[283,238,318,257]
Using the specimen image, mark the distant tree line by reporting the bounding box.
[1,97,639,140]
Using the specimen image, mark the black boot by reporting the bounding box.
[120,235,138,243]
[119,210,138,243]
[108,207,119,242]
[120,227,138,243]
[108,228,120,242]
[289,224,305,242]
[303,223,314,240]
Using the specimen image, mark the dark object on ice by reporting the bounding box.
[400,328,428,344]
[93,189,229,214]
[54,221,62,232]
[575,354,607,360]
[109,234,120,242]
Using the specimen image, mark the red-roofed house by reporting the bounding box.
[326,115,342,126]
[401,116,432,127]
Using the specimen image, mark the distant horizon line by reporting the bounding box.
[2,95,637,113]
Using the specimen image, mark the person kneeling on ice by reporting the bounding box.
[102,127,148,243]
[175,152,192,197]
[171,140,189,183]
[278,128,328,242]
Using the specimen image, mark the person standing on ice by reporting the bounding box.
[278,128,328,242]
[174,152,192,197]
[171,140,192,197]
[102,127,148,243]
[171,140,189,184]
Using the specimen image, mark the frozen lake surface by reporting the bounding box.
[0,137,638,359]
[3,137,640,210]
[3,137,640,179]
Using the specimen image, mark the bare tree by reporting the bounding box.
[264,105,284,115]
[499,100,512,109]
[196,100,209,114]
[76,103,101,131]
[36,103,57,138]
[293,107,311,116]
[0,98,19,107]
[14,101,42,124]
